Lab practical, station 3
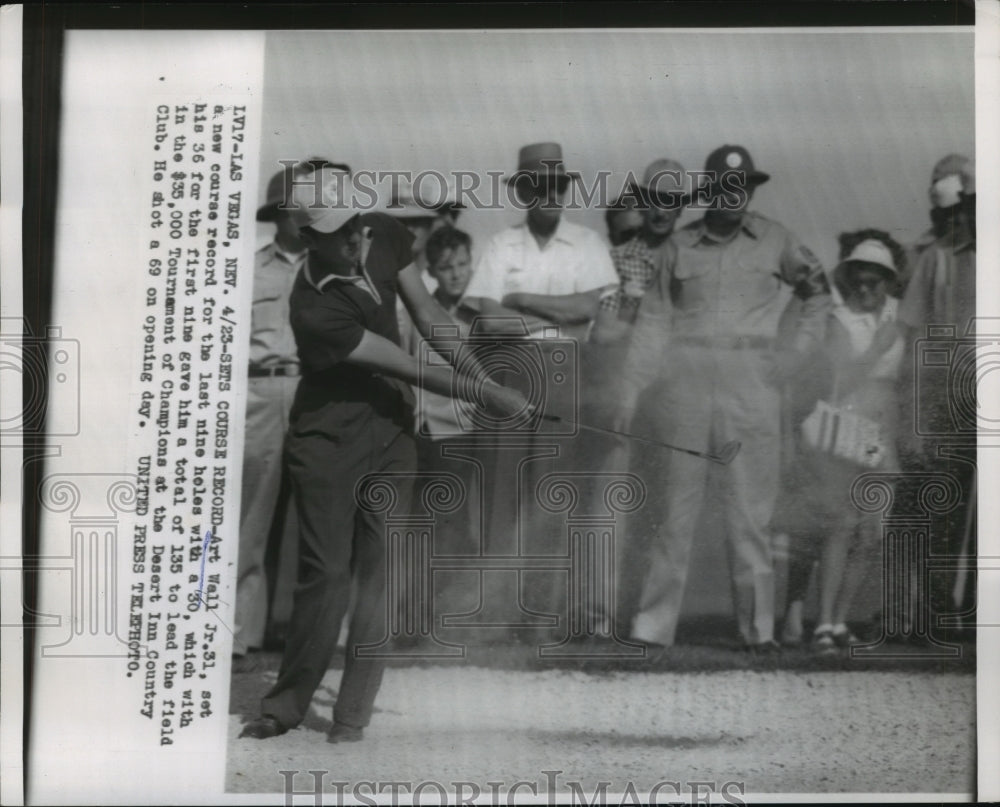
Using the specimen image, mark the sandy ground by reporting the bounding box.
[226,662,975,798]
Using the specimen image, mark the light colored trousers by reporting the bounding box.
[630,346,780,646]
[233,375,298,655]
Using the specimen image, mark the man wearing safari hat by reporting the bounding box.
[622,144,831,655]
[463,142,617,338]
[232,158,343,672]
[240,165,528,742]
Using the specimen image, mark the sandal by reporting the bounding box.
[812,625,837,655]
[832,624,860,648]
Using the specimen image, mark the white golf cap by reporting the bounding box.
[388,175,465,218]
[286,167,372,234]
[388,176,437,219]
[844,238,897,277]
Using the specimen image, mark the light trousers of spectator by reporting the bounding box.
[576,340,640,634]
[630,346,780,646]
[233,375,298,656]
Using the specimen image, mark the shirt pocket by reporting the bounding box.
[732,249,784,302]
[670,247,717,311]
[250,277,286,332]
[672,247,716,281]
[251,268,287,313]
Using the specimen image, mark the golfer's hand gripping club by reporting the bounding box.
[479,379,534,420]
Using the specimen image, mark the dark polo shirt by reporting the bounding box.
[288,212,416,439]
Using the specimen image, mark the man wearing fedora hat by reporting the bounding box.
[232,157,344,672]
[240,165,528,742]
[622,144,831,654]
[463,142,617,338]
[459,142,618,631]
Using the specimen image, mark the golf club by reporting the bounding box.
[541,414,741,466]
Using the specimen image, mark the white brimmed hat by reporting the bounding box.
[257,158,344,222]
[842,238,898,279]
[388,176,441,220]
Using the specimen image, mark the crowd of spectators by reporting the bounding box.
[234,144,977,671]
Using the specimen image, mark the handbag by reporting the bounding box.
[799,370,888,470]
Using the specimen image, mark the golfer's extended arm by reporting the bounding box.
[507,288,608,325]
[397,263,495,382]
[459,297,549,335]
[345,330,470,400]
[397,264,458,343]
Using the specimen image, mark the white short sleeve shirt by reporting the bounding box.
[465,218,617,304]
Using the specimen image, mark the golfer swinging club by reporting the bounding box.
[240,165,528,743]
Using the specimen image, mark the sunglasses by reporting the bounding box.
[637,188,686,211]
[851,275,887,290]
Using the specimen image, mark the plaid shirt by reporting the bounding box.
[599,235,676,318]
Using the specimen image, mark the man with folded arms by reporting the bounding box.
[458,142,618,629]
[464,142,617,340]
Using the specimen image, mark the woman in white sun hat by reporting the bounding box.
[780,230,906,653]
